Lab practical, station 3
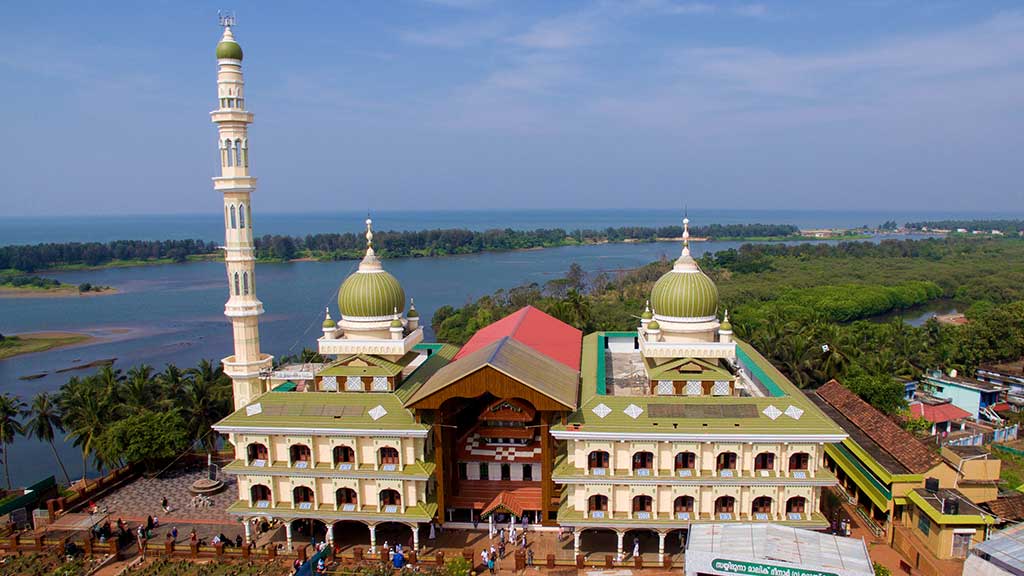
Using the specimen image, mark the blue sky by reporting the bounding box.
[1,1,1022,216]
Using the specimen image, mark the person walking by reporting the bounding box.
[161,496,170,513]
[527,548,534,567]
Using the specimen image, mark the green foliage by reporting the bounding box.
[873,562,893,576]
[902,414,933,435]
[94,410,190,472]
[905,219,1024,235]
[445,555,473,576]
[435,236,1024,413]
[77,282,91,292]
[0,239,219,272]
[0,393,26,489]
[0,272,61,289]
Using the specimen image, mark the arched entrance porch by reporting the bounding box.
[330,520,371,553]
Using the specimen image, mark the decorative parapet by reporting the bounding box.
[638,332,735,359]
[317,328,424,356]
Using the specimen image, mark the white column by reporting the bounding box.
[369,524,377,553]
[326,523,333,545]
[412,524,420,550]
[573,530,581,557]
[658,532,665,563]
[616,531,624,559]
[285,522,293,550]
[243,519,251,541]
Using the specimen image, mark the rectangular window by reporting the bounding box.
[479,463,489,480]
[523,464,533,481]
[458,463,467,480]
[917,513,930,536]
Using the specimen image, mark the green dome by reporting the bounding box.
[650,268,718,320]
[641,307,653,320]
[390,317,403,328]
[338,271,405,319]
[407,307,419,318]
[216,40,243,60]
[322,317,337,329]
[647,319,660,330]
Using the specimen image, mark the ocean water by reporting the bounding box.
[0,208,1015,245]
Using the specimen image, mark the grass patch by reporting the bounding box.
[0,333,92,360]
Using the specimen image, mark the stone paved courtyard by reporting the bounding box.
[93,468,237,525]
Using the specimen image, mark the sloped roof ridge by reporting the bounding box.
[816,379,940,474]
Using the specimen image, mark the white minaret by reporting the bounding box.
[212,16,272,409]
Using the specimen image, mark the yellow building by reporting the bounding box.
[551,220,847,561]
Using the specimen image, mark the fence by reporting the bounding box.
[944,424,1019,447]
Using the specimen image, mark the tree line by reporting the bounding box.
[0,240,221,272]
[905,219,1024,234]
[0,223,800,272]
[253,223,800,261]
[433,236,1024,415]
[0,359,232,489]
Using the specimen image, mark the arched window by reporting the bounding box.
[752,496,773,517]
[242,271,249,295]
[242,139,249,167]
[789,452,810,472]
[588,495,608,515]
[716,452,737,473]
[290,444,311,468]
[588,451,609,474]
[224,139,233,166]
[233,272,240,296]
[230,205,237,228]
[632,451,653,476]
[714,496,735,516]
[246,443,268,466]
[379,447,399,470]
[250,484,271,507]
[754,452,775,471]
[336,488,357,510]
[674,496,694,519]
[246,204,252,228]
[234,139,242,166]
[238,203,245,228]
[674,452,696,475]
[334,446,355,469]
[293,486,314,505]
[786,496,806,516]
[380,489,401,510]
[632,495,653,518]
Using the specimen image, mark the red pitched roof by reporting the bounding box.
[986,495,1024,521]
[816,379,941,474]
[453,306,582,370]
[909,402,971,423]
[992,402,1012,413]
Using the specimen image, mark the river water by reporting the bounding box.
[0,225,934,486]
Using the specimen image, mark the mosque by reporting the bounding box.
[209,22,847,561]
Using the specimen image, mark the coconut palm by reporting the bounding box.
[59,376,113,481]
[0,394,26,489]
[24,392,71,485]
[121,364,155,413]
[157,364,187,409]
[181,368,231,452]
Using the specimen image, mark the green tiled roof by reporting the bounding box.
[644,356,734,382]
[226,499,438,523]
[394,344,459,403]
[318,352,417,377]
[560,334,845,438]
[556,499,828,530]
[214,390,426,433]
[223,459,435,479]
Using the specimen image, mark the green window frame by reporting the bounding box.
[917,513,930,536]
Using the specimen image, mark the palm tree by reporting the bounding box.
[24,392,71,485]
[122,364,155,413]
[0,394,26,489]
[157,364,186,409]
[181,368,231,452]
[59,376,112,482]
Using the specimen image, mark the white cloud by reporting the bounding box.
[400,19,506,48]
[733,4,769,18]
[511,13,600,50]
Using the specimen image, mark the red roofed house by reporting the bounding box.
[407,306,583,525]
[909,400,971,436]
